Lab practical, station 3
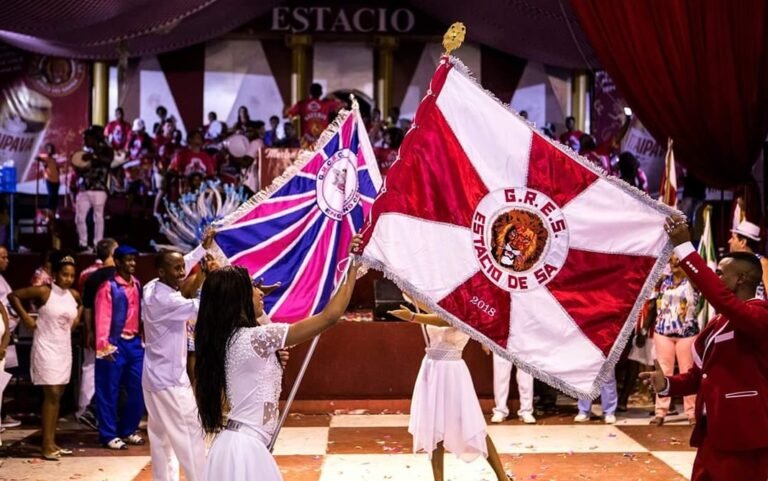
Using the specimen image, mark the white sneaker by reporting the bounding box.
[1,416,21,428]
[519,413,537,424]
[574,413,590,423]
[604,414,616,424]
[123,432,145,445]
[491,412,507,423]
[104,437,127,450]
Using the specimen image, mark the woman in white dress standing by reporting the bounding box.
[194,236,362,481]
[9,254,82,460]
[389,302,511,481]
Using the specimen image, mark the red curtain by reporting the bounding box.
[571,0,768,190]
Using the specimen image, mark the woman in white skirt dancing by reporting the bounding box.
[390,302,511,481]
[9,254,81,460]
[194,236,362,481]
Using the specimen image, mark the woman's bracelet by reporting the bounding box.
[410,311,417,322]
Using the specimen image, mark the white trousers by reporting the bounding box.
[144,386,206,481]
[491,354,533,417]
[75,190,108,247]
[77,348,95,417]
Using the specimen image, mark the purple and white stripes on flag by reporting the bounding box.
[211,106,382,322]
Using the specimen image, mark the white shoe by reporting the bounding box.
[491,412,507,423]
[574,413,590,423]
[1,416,21,428]
[104,438,127,450]
[604,414,616,424]
[123,432,145,445]
[519,413,536,424]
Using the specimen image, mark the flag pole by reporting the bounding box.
[268,334,321,452]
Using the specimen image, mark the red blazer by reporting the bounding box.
[667,248,768,451]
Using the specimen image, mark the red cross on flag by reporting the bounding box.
[357,57,677,398]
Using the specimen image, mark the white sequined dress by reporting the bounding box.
[205,323,289,481]
[409,325,488,461]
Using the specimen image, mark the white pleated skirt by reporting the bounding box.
[408,356,488,461]
[205,429,282,481]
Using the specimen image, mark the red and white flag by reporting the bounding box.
[659,138,678,207]
[357,57,677,398]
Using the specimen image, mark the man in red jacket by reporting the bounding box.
[642,215,768,481]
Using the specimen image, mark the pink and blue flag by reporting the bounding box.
[212,106,382,322]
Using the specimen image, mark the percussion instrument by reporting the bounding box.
[225,134,249,157]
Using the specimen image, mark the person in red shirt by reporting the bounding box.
[153,119,175,152]
[284,83,344,148]
[104,108,130,151]
[169,130,216,181]
[126,119,153,162]
[558,116,583,151]
[373,127,404,177]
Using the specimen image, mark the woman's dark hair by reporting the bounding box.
[386,127,405,149]
[618,151,640,185]
[187,129,204,143]
[194,266,257,433]
[579,134,596,152]
[737,234,761,253]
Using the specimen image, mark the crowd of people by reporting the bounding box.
[0,209,763,476]
[33,82,427,254]
[34,80,661,259]
[0,229,358,479]
[2,86,764,480]
[51,83,348,252]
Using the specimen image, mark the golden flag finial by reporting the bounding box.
[442,22,466,55]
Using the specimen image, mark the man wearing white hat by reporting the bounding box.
[728,220,768,299]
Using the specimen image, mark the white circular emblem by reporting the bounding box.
[316,149,359,221]
[471,187,569,292]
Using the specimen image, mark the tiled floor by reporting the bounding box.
[0,409,696,481]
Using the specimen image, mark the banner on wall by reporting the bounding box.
[593,70,665,196]
[0,46,90,194]
[260,147,301,187]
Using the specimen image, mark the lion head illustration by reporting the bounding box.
[491,210,548,272]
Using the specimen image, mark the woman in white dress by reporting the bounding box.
[9,254,82,460]
[194,236,362,481]
[0,291,9,448]
[389,303,511,481]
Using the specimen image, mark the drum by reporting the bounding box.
[70,151,91,169]
[225,134,249,157]
[111,150,129,168]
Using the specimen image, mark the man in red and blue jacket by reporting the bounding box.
[94,245,145,450]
